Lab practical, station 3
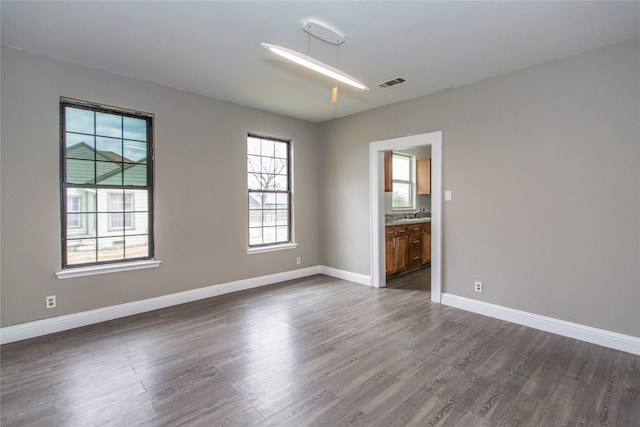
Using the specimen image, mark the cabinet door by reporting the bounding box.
[384,151,393,192]
[395,235,407,271]
[417,158,431,195]
[385,227,395,275]
[422,222,432,263]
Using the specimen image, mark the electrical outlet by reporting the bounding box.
[296,257,301,265]
[474,281,483,293]
[46,295,56,309]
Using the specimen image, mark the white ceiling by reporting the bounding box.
[2,1,639,123]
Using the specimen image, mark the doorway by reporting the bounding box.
[369,131,442,303]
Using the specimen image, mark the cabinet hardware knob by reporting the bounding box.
[413,240,420,244]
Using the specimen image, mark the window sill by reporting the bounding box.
[247,243,298,255]
[56,259,162,279]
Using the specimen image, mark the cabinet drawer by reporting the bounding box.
[408,234,422,249]
[406,224,423,234]
[385,226,395,239]
[408,248,423,267]
[394,225,407,236]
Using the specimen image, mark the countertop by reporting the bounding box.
[385,217,431,226]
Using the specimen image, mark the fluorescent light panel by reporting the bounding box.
[262,43,369,90]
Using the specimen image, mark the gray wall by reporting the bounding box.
[1,47,321,326]
[319,38,640,336]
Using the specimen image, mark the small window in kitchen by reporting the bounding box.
[391,153,415,210]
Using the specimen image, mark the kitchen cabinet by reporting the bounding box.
[422,222,431,263]
[386,221,431,277]
[384,151,393,192]
[417,158,431,195]
[385,225,407,274]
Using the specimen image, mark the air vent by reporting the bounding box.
[378,77,406,88]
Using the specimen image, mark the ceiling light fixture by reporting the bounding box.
[262,19,369,92]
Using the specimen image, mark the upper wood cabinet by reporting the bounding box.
[417,158,431,195]
[384,151,393,192]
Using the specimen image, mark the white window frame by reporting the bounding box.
[109,192,134,230]
[391,153,416,211]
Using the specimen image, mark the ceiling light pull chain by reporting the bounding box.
[331,45,339,103]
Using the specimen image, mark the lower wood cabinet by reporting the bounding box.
[385,225,407,275]
[422,222,431,263]
[386,222,431,277]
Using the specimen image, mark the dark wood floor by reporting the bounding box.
[2,271,638,426]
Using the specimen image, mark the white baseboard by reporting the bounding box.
[441,293,640,356]
[0,266,322,345]
[318,265,372,287]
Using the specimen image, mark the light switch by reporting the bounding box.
[445,190,452,201]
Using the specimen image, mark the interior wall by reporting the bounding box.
[0,47,321,327]
[319,38,640,337]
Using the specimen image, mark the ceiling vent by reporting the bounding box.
[378,77,406,88]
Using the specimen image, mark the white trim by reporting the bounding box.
[247,242,298,254]
[441,293,640,356]
[319,265,372,287]
[369,131,443,303]
[56,259,162,279]
[2,266,320,344]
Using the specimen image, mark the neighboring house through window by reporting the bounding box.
[60,98,154,267]
[247,134,291,247]
[392,153,416,209]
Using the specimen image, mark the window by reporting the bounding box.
[60,98,154,267]
[392,153,415,209]
[109,193,133,229]
[67,196,81,228]
[247,134,291,247]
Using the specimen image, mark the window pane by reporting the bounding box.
[65,107,94,134]
[125,235,149,259]
[393,183,411,208]
[96,162,123,185]
[123,140,147,163]
[97,238,124,262]
[261,139,274,157]
[66,239,97,265]
[96,112,122,138]
[276,226,289,242]
[66,133,95,160]
[249,227,262,246]
[263,227,276,244]
[274,175,288,191]
[249,210,262,227]
[274,142,288,159]
[392,155,410,181]
[123,117,147,141]
[96,136,123,159]
[124,163,147,186]
[67,213,96,237]
[263,210,276,225]
[66,159,95,184]
[247,137,261,155]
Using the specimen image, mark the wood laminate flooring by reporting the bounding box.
[2,271,639,426]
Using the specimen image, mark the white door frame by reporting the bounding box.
[369,131,443,303]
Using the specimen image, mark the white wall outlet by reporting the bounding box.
[46,295,56,309]
[445,190,452,201]
[296,257,301,265]
[474,281,483,293]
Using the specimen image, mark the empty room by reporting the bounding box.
[1,1,639,426]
